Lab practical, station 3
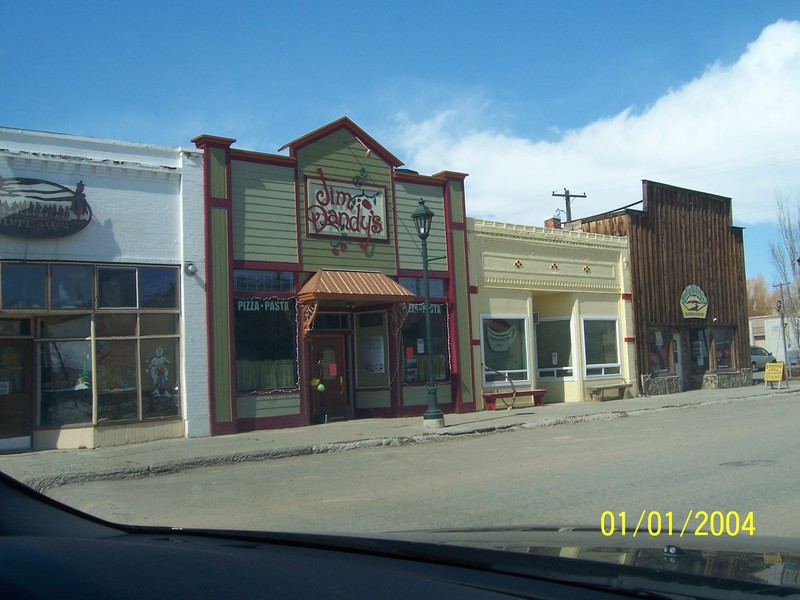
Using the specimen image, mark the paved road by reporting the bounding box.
[48,394,800,538]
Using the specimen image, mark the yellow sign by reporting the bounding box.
[764,362,788,389]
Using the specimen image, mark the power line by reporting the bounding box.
[552,188,586,222]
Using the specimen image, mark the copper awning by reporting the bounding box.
[298,270,414,304]
[297,270,414,335]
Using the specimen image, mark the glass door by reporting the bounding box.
[0,339,33,448]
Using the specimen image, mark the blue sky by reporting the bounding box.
[3,1,800,283]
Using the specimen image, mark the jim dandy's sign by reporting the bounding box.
[306,175,387,243]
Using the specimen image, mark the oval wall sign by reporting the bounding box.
[0,177,93,238]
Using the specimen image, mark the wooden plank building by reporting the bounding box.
[578,180,750,394]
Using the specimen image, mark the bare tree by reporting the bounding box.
[768,194,800,355]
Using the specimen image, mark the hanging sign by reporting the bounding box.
[0,178,93,238]
[680,284,708,319]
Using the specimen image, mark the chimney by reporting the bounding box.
[544,217,562,229]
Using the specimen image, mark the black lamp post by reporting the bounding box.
[411,199,445,429]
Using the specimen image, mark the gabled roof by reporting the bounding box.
[278,117,404,168]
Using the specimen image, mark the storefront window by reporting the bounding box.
[649,328,672,375]
[712,327,734,370]
[96,339,138,422]
[38,340,92,426]
[482,316,529,383]
[401,303,449,383]
[536,318,573,378]
[583,318,621,376]
[51,264,93,309]
[2,263,46,308]
[234,298,298,392]
[96,313,137,337]
[141,338,180,418]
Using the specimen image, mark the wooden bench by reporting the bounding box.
[482,389,547,411]
[588,382,632,401]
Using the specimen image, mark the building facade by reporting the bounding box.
[468,218,635,404]
[191,118,477,434]
[0,127,209,450]
[579,180,750,394]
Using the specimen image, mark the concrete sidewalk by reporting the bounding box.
[1,383,795,492]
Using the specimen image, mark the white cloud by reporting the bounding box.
[389,20,800,227]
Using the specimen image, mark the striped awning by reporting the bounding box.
[297,270,414,304]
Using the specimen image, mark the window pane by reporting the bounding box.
[2,263,46,308]
[482,317,527,381]
[98,268,137,308]
[51,264,93,309]
[96,340,138,422]
[141,338,180,419]
[140,314,179,336]
[536,319,572,377]
[398,277,445,298]
[690,328,709,372]
[233,270,294,293]
[39,341,92,426]
[234,299,298,391]
[649,328,672,374]
[139,267,178,309]
[584,320,619,365]
[402,303,449,382]
[38,315,91,338]
[96,313,137,337]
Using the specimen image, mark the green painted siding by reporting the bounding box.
[210,207,233,422]
[396,181,447,273]
[209,147,228,199]
[231,160,298,263]
[237,393,300,418]
[297,129,397,273]
[449,180,465,223]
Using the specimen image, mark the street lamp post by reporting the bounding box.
[411,199,445,429]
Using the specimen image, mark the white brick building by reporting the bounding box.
[0,127,208,450]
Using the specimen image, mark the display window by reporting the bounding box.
[233,297,298,393]
[481,315,529,384]
[401,303,450,383]
[583,318,621,377]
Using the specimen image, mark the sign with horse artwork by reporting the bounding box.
[0,178,93,238]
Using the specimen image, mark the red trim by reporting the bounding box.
[449,221,466,231]
[208,198,229,208]
[624,337,635,343]
[432,170,468,181]
[469,285,479,294]
[279,117,403,167]
[471,339,481,346]
[622,293,633,300]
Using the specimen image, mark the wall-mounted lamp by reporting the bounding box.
[185,262,198,276]
[344,136,372,159]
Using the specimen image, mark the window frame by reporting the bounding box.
[480,314,530,386]
[582,317,622,379]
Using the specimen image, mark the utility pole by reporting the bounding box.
[552,188,586,222]
[774,282,792,378]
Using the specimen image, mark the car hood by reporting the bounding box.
[366,525,800,590]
